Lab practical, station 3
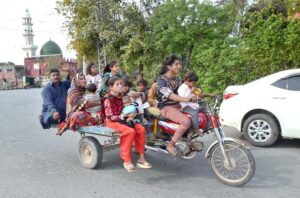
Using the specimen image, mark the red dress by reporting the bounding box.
[103,93,146,163]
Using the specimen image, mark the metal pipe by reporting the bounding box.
[145,145,169,154]
[103,144,120,152]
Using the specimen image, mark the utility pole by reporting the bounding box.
[97,0,107,74]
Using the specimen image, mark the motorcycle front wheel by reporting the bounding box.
[209,140,255,187]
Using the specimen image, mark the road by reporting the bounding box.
[0,89,299,198]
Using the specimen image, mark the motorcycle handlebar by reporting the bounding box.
[212,96,219,111]
[196,95,219,111]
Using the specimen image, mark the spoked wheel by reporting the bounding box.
[78,136,103,169]
[209,140,255,187]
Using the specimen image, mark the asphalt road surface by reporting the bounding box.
[0,89,299,198]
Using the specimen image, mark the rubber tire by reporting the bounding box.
[78,136,103,169]
[209,141,255,187]
[243,113,279,147]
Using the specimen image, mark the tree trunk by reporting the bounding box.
[183,45,194,70]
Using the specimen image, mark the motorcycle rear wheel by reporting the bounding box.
[209,140,255,187]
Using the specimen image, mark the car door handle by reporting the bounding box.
[272,97,286,99]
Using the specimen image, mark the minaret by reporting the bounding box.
[22,9,38,58]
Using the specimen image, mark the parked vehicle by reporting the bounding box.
[219,69,300,147]
[74,97,255,187]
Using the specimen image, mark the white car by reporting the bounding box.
[219,69,300,147]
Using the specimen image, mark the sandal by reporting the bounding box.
[123,163,136,173]
[136,161,152,169]
[166,144,180,157]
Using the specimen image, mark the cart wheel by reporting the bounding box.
[78,136,103,169]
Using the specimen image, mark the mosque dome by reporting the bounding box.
[40,40,62,56]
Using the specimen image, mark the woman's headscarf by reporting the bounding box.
[72,73,85,87]
[67,73,87,113]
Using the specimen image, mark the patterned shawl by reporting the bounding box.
[66,73,87,113]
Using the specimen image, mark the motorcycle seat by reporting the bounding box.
[151,114,170,122]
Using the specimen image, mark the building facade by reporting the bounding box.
[22,10,77,82]
[0,62,25,88]
[24,39,77,79]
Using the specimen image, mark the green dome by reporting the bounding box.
[40,40,62,56]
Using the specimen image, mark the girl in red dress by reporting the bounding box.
[103,77,152,172]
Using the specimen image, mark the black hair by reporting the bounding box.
[107,76,123,88]
[49,68,60,74]
[159,55,179,75]
[183,71,199,82]
[137,79,148,87]
[86,62,96,75]
[123,78,133,88]
[103,61,117,74]
[86,83,97,93]
[122,95,131,102]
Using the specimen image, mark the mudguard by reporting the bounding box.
[205,137,251,158]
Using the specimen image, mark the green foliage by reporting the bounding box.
[57,0,300,95]
[242,6,300,77]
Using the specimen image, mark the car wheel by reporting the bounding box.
[243,113,279,147]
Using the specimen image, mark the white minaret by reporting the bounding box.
[22,9,38,58]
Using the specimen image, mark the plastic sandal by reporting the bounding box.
[123,163,136,173]
[136,161,152,169]
[166,144,180,157]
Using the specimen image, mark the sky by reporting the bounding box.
[0,0,76,65]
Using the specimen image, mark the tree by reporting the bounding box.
[242,4,300,75]
[56,0,101,61]
[56,0,149,72]
[149,0,236,70]
[57,0,299,95]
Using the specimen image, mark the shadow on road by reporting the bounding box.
[272,139,300,149]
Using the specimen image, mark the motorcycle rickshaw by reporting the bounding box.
[72,97,255,187]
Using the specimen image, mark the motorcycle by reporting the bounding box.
[144,97,255,187]
[74,97,255,187]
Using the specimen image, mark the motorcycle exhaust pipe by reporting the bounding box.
[180,151,197,160]
[145,145,169,154]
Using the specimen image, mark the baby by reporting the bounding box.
[121,96,141,128]
[122,78,147,123]
[84,83,101,120]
